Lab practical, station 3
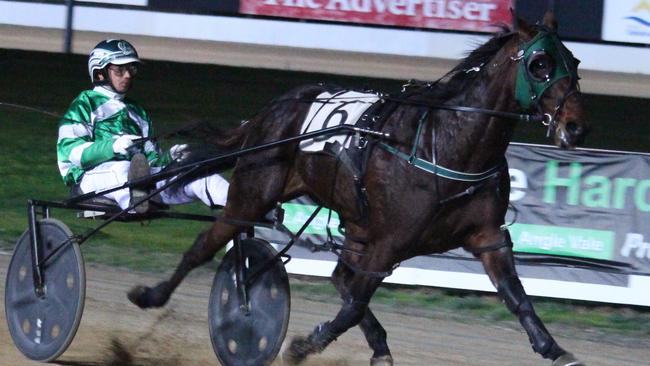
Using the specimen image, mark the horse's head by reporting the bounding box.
[511,12,589,148]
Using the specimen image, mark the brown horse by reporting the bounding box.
[128,12,588,366]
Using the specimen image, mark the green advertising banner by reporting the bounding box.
[281,203,342,236]
[509,223,615,260]
[507,144,650,273]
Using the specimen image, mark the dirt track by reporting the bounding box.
[1,252,649,366]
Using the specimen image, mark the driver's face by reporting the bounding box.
[106,63,138,93]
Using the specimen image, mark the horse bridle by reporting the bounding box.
[513,26,581,137]
[381,27,581,133]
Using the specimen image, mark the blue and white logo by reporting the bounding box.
[603,0,650,44]
[624,1,650,36]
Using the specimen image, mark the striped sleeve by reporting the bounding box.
[57,96,114,184]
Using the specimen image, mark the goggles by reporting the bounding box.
[108,63,138,77]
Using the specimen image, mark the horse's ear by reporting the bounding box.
[543,10,558,32]
[512,9,534,37]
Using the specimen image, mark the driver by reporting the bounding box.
[56,39,229,213]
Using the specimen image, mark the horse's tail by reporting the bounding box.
[157,122,252,194]
[203,121,250,151]
[160,83,321,192]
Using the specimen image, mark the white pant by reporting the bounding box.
[79,160,229,209]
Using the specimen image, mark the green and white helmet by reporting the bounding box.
[88,39,141,83]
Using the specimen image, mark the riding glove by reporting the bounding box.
[169,144,189,162]
[112,134,141,155]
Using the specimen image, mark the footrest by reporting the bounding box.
[77,209,111,219]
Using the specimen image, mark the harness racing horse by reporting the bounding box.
[128,12,589,366]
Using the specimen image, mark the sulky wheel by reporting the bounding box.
[4,218,86,362]
[208,237,290,366]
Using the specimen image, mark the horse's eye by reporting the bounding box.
[527,51,555,82]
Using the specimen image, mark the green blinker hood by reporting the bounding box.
[515,29,579,110]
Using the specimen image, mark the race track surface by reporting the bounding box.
[1,252,648,366]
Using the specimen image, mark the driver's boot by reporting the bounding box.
[128,153,151,214]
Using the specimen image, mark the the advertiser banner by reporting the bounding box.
[240,0,513,32]
[256,143,650,305]
[602,0,650,45]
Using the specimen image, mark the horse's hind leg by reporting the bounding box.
[284,273,383,365]
[128,163,288,309]
[331,262,393,365]
[284,247,393,365]
[478,233,583,366]
[127,221,240,308]
[359,309,393,365]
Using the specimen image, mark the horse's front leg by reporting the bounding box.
[127,221,239,308]
[477,231,584,366]
[284,261,387,365]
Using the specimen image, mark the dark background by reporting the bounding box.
[515,0,605,42]
[148,0,240,14]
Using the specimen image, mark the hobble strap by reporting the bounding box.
[338,255,399,278]
[464,238,512,255]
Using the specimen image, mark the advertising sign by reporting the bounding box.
[506,145,650,272]
[602,0,650,44]
[240,0,513,32]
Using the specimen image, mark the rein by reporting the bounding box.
[0,101,214,143]
[307,94,547,124]
[0,101,61,118]
[380,95,547,124]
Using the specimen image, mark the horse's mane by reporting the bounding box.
[450,24,516,77]
[414,24,517,102]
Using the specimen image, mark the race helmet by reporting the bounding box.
[88,39,141,83]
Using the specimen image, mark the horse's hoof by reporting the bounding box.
[282,336,311,365]
[128,282,170,309]
[371,354,394,366]
[552,352,585,366]
[127,285,152,309]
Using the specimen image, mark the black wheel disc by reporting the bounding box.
[4,218,86,362]
[208,238,290,366]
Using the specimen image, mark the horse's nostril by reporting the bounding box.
[565,121,581,135]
